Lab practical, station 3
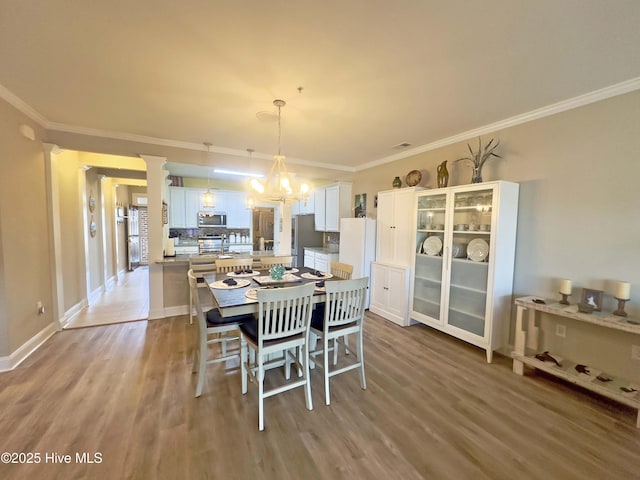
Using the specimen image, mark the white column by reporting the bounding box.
[140,154,167,319]
[43,143,64,330]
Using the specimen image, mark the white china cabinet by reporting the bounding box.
[409,181,519,362]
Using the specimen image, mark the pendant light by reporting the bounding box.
[202,142,215,208]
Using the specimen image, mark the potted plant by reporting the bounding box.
[455,137,501,183]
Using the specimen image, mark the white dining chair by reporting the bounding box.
[310,277,368,405]
[330,261,353,280]
[188,269,254,397]
[215,257,254,273]
[259,255,293,269]
[239,282,315,431]
[188,256,217,324]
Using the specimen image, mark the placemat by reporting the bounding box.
[253,273,301,285]
[208,279,251,289]
[301,272,334,280]
[226,270,261,277]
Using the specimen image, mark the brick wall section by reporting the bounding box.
[139,206,149,265]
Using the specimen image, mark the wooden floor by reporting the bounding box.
[1,312,638,480]
[66,266,149,329]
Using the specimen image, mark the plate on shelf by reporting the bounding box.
[467,238,489,262]
[423,236,442,256]
[451,242,466,258]
[406,169,422,187]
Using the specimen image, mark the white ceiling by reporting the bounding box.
[1,1,640,181]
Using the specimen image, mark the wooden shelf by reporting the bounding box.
[513,296,640,428]
[450,283,487,295]
[511,353,640,410]
[515,296,640,335]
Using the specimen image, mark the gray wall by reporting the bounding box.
[354,90,640,381]
[0,98,51,355]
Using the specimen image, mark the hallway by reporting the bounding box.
[65,267,149,329]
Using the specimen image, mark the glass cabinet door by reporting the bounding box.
[412,192,448,322]
[446,188,494,336]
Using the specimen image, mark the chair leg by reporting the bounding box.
[358,329,366,390]
[241,336,248,395]
[344,334,350,355]
[192,337,199,374]
[195,336,207,397]
[189,291,194,325]
[285,348,292,380]
[324,336,331,405]
[258,353,265,431]
[303,343,313,411]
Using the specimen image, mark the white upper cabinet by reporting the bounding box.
[375,187,421,267]
[169,187,187,228]
[225,191,251,228]
[314,182,352,232]
[314,188,326,231]
[185,189,202,228]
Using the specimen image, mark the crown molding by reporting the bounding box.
[356,76,640,171]
[0,82,49,127]
[3,77,639,174]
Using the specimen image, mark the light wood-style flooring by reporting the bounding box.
[65,267,149,329]
[1,312,638,479]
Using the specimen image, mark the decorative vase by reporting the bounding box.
[269,265,285,280]
[471,167,482,184]
[392,176,402,189]
[436,161,449,188]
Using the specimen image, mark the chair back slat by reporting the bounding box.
[257,283,314,343]
[330,261,353,280]
[216,257,254,273]
[325,277,368,328]
[260,256,293,268]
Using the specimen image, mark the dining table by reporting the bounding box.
[204,266,337,318]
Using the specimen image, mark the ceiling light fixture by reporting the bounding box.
[202,142,215,208]
[246,99,310,209]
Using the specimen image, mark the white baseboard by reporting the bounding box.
[88,285,103,305]
[59,299,88,329]
[106,275,116,291]
[162,305,190,318]
[0,322,59,372]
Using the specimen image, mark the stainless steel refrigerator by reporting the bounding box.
[127,206,140,271]
[339,217,376,307]
[291,214,324,267]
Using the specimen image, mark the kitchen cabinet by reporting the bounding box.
[225,191,251,228]
[409,181,519,362]
[370,263,410,326]
[169,187,205,228]
[376,187,421,267]
[291,194,314,216]
[314,188,326,231]
[185,189,202,228]
[303,248,338,272]
[314,182,352,232]
[169,187,187,228]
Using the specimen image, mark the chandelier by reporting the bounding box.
[247,99,310,208]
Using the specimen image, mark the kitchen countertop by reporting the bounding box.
[158,252,279,265]
[304,246,339,255]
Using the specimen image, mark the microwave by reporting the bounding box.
[198,212,227,227]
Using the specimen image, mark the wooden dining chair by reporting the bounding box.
[310,277,368,405]
[259,255,293,269]
[330,261,353,280]
[216,257,254,273]
[188,256,217,324]
[240,282,315,430]
[188,269,254,397]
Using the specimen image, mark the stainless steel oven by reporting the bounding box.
[198,234,228,254]
[198,212,227,228]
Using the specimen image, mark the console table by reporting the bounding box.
[512,296,640,428]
